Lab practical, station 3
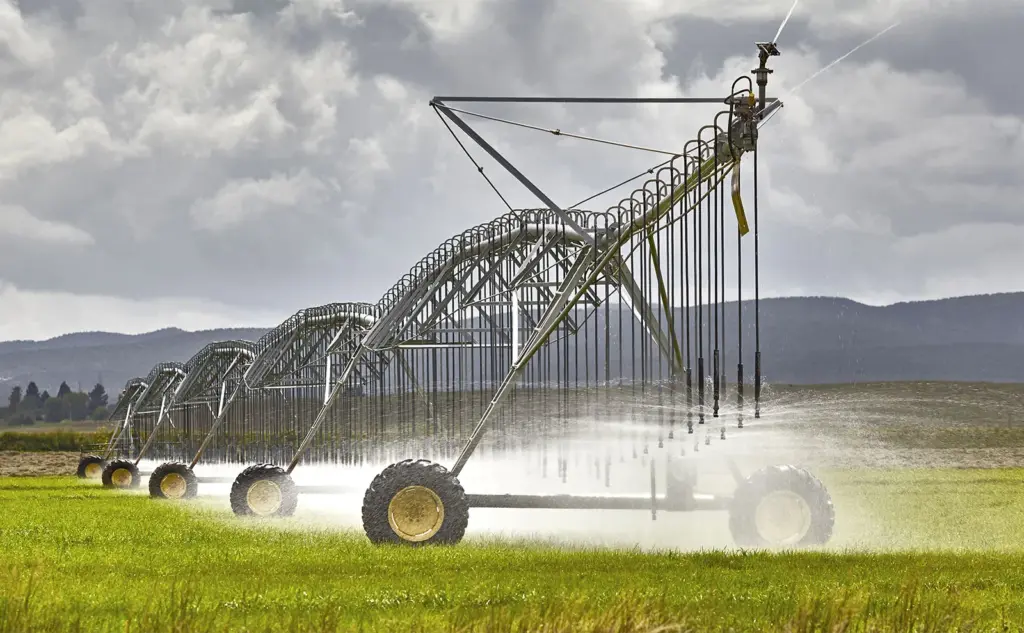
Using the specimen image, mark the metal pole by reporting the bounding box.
[102,403,134,461]
[432,96,777,104]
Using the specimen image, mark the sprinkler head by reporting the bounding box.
[753,41,779,112]
[756,41,780,60]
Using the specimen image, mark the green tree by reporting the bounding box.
[57,381,72,398]
[87,383,108,412]
[90,406,109,421]
[20,382,41,413]
[65,392,89,420]
[7,386,21,412]
[44,397,68,423]
[40,389,50,403]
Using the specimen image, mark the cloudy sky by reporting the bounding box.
[0,0,1020,341]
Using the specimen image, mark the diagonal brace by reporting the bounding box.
[432,101,596,247]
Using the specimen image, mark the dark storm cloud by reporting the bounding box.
[0,0,1020,339]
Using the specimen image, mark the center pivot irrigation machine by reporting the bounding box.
[223,41,833,547]
[84,42,836,548]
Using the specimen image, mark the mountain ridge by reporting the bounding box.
[1,292,1021,397]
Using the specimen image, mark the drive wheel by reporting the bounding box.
[149,462,198,500]
[101,459,141,490]
[77,455,106,480]
[362,459,469,546]
[729,465,834,548]
[229,464,298,517]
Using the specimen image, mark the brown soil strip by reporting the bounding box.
[0,451,80,476]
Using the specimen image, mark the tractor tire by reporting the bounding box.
[229,464,298,517]
[101,459,141,490]
[149,462,199,500]
[728,465,834,548]
[76,455,106,480]
[362,459,469,546]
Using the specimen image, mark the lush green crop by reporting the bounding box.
[2,472,1024,632]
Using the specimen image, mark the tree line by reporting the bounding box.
[2,381,110,427]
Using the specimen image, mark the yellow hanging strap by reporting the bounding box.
[731,158,750,236]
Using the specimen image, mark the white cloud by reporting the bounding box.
[0,112,126,179]
[189,169,329,232]
[374,0,499,40]
[279,0,362,28]
[0,0,55,68]
[0,205,93,245]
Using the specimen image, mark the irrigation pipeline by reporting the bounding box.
[110,74,770,486]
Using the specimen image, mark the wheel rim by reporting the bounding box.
[111,468,134,488]
[753,489,813,546]
[160,472,188,499]
[387,485,445,542]
[84,463,102,479]
[246,479,283,516]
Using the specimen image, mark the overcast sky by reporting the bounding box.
[0,0,1020,341]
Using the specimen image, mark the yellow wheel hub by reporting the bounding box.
[111,468,134,488]
[246,479,283,516]
[754,490,812,546]
[84,463,102,479]
[160,472,188,499]
[388,485,445,542]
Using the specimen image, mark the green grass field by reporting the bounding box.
[3,471,1024,632]
[4,382,1024,631]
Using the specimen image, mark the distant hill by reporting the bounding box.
[0,327,268,399]
[0,292,1021,400]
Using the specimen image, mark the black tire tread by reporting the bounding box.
[361,459,469,546]
[229,463,298,517]
[76,455,105,479]
[101,459,141,489]
[728,464,835,548]
[148,461,199,499]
